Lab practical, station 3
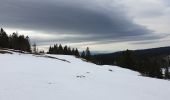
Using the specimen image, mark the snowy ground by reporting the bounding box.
[0,52,170,100]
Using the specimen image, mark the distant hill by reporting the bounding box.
[93,46,170,65]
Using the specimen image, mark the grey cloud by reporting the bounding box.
[0,0,161,45]
[131,40,159,45]
[33,33,163,47]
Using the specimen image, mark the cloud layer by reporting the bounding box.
[0,0,160,44]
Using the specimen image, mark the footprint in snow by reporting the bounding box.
[48,82,55,85]
[76,72,91,78]
[108,69,113,72]
[76,75,86,78]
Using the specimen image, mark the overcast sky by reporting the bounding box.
[1,0,170,52]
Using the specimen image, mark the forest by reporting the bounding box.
[93,49,170,79]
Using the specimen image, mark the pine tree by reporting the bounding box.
[85,47,91,60]
[81,51,85,58]
[58,44,63,54]
[48,46,52,54]
[64,45,68,55]
[0,28,9,48]
[67,47,72,55]
[75,48,80,57]
[25,36,31,52]
[53,44,58,54]
[10,32,19,50]
[71,48,75,55]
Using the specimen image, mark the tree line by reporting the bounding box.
[48,44,92,60]
[0,28,31,52]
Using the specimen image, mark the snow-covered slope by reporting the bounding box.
[0,53,170,100]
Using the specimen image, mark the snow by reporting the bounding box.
[0,53,170,100]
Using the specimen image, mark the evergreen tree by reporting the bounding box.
[81,51,85,58]
[85,47,91,60]
[64,45,68,55]
[18,35,30,52]
[25,36,31,52]
[71,48,75,55]
[75,48,80,57]
[58,44,63,54]
[48,46,52,54]
[0,28,9,48]
[53,44,58,54]
[67,47,72,55]
[10,32,19,50]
